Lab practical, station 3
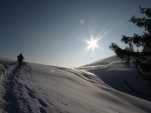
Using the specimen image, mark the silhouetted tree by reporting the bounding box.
[110,7,151,79]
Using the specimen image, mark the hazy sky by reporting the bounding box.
[0,0,151,67]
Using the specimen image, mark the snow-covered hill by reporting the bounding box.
[0,57,151,113]
[79,56,151,101]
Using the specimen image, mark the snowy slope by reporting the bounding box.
[0,58,151,113]
[79,56,151,101]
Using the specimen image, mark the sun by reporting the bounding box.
[86,35,99,51]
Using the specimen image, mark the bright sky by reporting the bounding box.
[0,0,151,67]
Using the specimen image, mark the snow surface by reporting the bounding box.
[79,56,151,101]
[0,57,151,113]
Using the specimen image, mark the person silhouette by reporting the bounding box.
[17,53,24,66]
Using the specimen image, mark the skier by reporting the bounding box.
[17,53,24,66]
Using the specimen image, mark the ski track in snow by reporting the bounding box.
[2,63,49,113]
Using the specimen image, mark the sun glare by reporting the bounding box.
[86,35,100,51]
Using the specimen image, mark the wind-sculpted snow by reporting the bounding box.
[31,63,151,113]
[79,57,151,101]
[0,60,151,113]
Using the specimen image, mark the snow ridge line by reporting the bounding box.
[78,60,125,70]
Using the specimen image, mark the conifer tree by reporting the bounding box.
[110,7,151,79]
